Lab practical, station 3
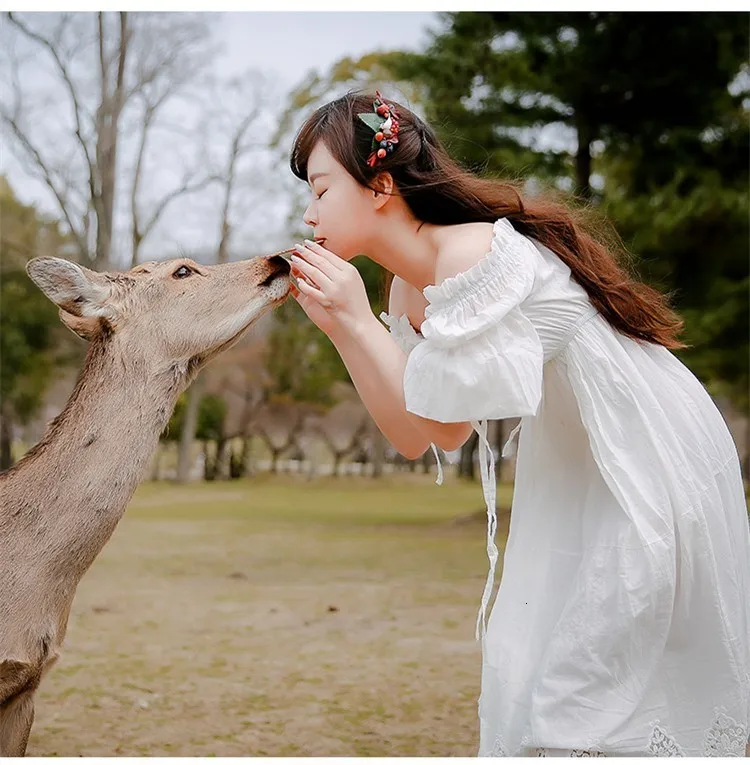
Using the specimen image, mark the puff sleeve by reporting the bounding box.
[403,218,544,424]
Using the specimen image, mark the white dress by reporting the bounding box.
[380,218,750,757]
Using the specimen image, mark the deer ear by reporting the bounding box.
[58,309,107,342]
[26,257,111,317]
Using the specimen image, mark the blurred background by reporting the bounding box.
[0,11,748,756]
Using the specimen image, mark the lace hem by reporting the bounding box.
[479,707,748,757]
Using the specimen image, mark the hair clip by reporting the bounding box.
[357,91,399,168]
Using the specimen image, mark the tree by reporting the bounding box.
[313,401,369,477]
[161,391,227,481]
[174,69,279,483]
[386,12,748,197]
[254,398,313,474]
[1,12,215,269]
[0,178,77,468]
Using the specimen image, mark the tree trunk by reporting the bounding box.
[230,436,253,479]
[371,431,386,478]
[95,12,129,269]
[241,435,254,477]
[203,441,215,481]
[270,448,281,474]
[458,430,479,480]
[215,436,230,480]
[176,376,203,483]
[575,118,594,200]
[421,449,431,474]
[0,409,14,470]
[151,443,162,481]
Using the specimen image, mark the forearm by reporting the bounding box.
[330,315,472,459]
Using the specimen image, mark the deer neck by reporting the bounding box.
[9,332,190,559]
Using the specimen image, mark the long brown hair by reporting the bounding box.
[290,91,684,349]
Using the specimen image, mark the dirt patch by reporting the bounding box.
[27,478,508,756]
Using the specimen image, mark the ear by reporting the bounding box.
[58,309,106,341]
[26,257,112,317]
[371,172,394,210]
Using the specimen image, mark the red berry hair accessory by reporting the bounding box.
[357,91,400,168]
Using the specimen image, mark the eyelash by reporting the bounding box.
[315,189,327,200]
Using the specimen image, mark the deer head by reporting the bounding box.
[26,254,290,374]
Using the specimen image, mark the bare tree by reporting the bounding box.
[202,342,271,480]
[255,399,310,474]
[175,70,278,483]
[127,15,216,265]
[314,401,370,477]
[1,12,214,269]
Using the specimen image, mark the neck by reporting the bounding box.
[363,206,440,292]
[3,333,188,575]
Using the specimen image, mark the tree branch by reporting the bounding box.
[136,173,218,263]
[0,111,88,260]
[7,13,97,203]
[216,107,262,264]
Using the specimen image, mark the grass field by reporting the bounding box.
[27,474,514,756]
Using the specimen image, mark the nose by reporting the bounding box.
[259,254,291,287]
[303,202,317,228]
[267,254,291,275]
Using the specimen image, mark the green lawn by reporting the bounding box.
[28,474,513,757]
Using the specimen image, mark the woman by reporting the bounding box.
[286,91,749,757]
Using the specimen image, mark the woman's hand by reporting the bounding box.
[290,240,374,339]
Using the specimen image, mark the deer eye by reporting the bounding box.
[172,265,193,279]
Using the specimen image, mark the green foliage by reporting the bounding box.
[0,269,59,421]
[602,121,748,409]
[0,179,76,426]
[262,255,388,405]
[264,298,344,406]
[386,13,748,193]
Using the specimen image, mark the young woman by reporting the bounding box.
[285,91,750,757]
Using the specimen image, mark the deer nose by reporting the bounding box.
[259,253,291,288]
[266,254,291,276]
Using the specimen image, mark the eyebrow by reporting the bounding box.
[308,172,329,184]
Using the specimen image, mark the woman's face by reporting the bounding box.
[302,140,376,261]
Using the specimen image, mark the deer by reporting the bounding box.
[0,252,290,756]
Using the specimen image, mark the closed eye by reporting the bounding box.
[172,265,194,279]
[315,189,327,200]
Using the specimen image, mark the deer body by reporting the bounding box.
[0,254,290,755]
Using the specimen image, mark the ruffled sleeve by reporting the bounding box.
[379,311,424,355]
[403,218,544,424]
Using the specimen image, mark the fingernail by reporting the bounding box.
[304,239,315,246]
[290,255,301,263]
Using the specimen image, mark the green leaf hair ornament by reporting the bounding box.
[357,91,400,168]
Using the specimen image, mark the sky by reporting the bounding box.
[0,12,440,264]
[217,12,439,88]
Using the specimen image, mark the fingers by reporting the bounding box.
[290,255,330,290]
[295,273,330,306]
[294,240,344,275]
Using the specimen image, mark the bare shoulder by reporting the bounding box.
[432,221,495,285]
[388,275,428,333]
